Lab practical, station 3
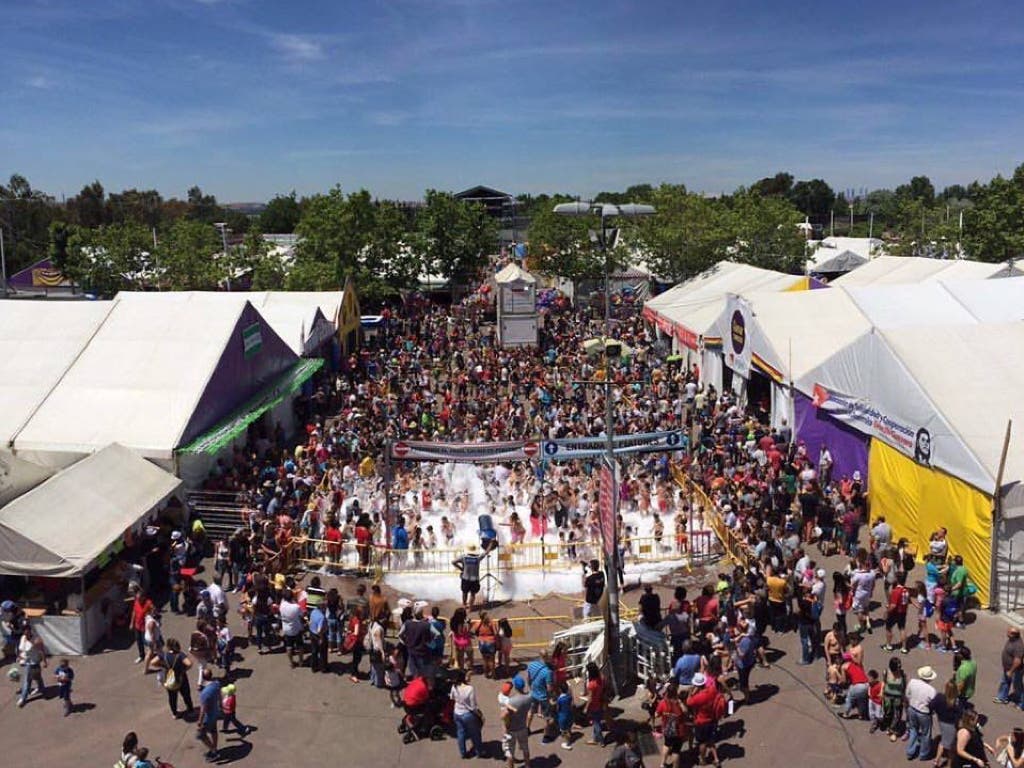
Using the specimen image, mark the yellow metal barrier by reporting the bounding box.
[671,465,750,568]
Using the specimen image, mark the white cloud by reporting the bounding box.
[26,74,54,89]
[271,34,325,63]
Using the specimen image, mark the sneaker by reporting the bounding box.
[900,648,909,655]
[881,644,895,652]
[994,698,1010,704]
[869,722,879,733]
[17,699,26,708]
[561,742,573,750]
[134,657,144,664]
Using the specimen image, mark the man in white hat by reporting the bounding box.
[905,666,937,760]
[453,544,483,611]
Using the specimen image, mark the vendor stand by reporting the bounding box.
[0,443,181,655]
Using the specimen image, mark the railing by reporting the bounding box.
[671,466,751,569]
[289,533,709,576]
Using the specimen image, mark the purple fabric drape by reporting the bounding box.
[793,390,869,487]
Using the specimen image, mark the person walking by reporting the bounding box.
[995,626,1024,707]
[196,668,222,762]
[906,665,938,762]
[16,624,47,708]
[131,589,153,664]
[451,669,485,759]
[220,683,249,736]
[151,637,194,718]
[583,661,607,747]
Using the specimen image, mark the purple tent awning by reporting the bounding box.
[793,390,869,487]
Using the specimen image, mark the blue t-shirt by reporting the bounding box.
[673,654,701,686]
[556,692,573,729]
[308,608,326,636]
[527,659,552,702]
[199,680,222,721]
[393,527,409,550]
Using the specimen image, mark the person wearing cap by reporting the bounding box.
[453,544,483,611]
[996,626,1024,706]
[220,683,249,736]
[906,665,938,761]
[502,675,532,768]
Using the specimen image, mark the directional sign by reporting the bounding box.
[523,441,539,458]
[393,441,410,458]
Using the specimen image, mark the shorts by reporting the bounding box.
[479,641,496,656]
[530,698,551,718]
[694,723,717,745]
[852,597,870,615]
[282,632,303,650]
[885,613,906,630]
[664,736,683,754]
[199,716,218,735]
[461,579,481,596]
[504,728,529,758]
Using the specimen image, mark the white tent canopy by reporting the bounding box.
[833,255,1016,286]
[0,443,181,578]
[15,293,298,462]
[495,262,537,285]
[0,301,114,506]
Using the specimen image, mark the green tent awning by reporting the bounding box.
[177,358,324,455]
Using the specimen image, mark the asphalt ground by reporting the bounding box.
[2,556,1020,768]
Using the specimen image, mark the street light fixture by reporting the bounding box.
[554,200,655,692]
[214,222,231,291]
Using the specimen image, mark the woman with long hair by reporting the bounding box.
[953,708,994,768]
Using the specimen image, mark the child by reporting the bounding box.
[497,618,514,676]
[934,583,956,652]
[911,581,932,650]
[217,619,234,674]
[133,747,155,768]
[55,658,74,717]
[867,669,883,733]
[555,680,574,750]
[221,684,249,736]
[385,645,405,707]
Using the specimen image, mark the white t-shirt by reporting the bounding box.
[451,682,478,716]
[279,600,304,637]
[206,583,226,610]
[906,678,936,713]
[19,635,43,665]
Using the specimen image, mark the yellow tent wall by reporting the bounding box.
[868,440,993,606]
[783,276,812,292]
[338,278,362,356]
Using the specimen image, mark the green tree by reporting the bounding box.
[415,189,497,292]
[294,186,371,288]
[108,188,164,229]
[751,172,794,198]
[186,185,220,224]
[788,179,835,216]
[0,173,56,274]
[362,200,418,298]
[232,225,285,289]
[896,175,936,206]
[634,185,733,281]
[521,196,606,280]
[726,191,807,273]
[961,170,1024,263]
[70,181,109,228]
[158,218,222,289]
[64,221,152,296]
[259,192,302,233]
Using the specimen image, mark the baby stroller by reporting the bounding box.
[397,672,455,744]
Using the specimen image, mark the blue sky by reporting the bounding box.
[2,0,1023,202]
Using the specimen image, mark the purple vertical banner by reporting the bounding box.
[793,390,869,486]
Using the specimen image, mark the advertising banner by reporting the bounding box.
[542,430,687,461]
[599,458,617,559]
[389,439,540,463]
[724,294,752,379]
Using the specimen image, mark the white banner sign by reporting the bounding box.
[389,440,540,463]
[724,294,752,379]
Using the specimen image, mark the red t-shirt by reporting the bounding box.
[656,697,685,738]
[403,676,430,707]
[586,678,604,713]
[846,662,869,686]
[888,585,909,615]
[132,597,152,632]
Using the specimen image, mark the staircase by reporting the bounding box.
[187,491,247,543]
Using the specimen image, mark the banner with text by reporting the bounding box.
[542,430,687,461]
[389,439,540,463]
[724,294,752,379]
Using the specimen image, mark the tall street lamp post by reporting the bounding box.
[553,201,655,690]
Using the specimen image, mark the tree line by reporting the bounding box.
[2,163,1023,298]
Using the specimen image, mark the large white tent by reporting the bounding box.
[833,255,1017,286]
[0,301,114,506]
[13,293,300,472]
[642,261,803,390]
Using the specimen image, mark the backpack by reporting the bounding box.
[163,654,181,691]
[941,597,959,622]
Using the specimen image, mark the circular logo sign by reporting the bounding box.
[393,441,410,458]
[523,441,539,458]
[667,432,680,447]
[543,442,559,457]
[730,309,746,354]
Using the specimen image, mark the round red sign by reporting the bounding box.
[393,441,410,458]
[523,441,539,457]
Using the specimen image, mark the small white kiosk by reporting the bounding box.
[495,263,538,348]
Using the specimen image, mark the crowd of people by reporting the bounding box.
[4,259,1022,768]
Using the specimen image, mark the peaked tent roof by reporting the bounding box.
[808,249,867,274]
[15,293,299,459]
[643,261,802,348]
[495,263,537,285]
[833,255,1015,286]
[0,301,114,445]
[0,443,181,578]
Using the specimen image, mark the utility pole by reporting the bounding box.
[1,227,7,298]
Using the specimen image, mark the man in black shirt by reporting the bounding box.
[638,583,662,629]
[583,559,606,620]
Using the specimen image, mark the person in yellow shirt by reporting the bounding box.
[765,566,789,632]
[358,455,376,478]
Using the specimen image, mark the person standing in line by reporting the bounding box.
[16,624,47,708]
[451,669,485,759]
[131,589,153,664]
[995,626,1024,707]
[582,560,606,620]
[953,709,994,768]
[308,600,328,673]
[503,676,533,768]
[150,637,194,718]
[905,665,938,762]
[583,661,607,747]
[279,588,305,669]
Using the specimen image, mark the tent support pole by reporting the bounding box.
[990,419,1013,613]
